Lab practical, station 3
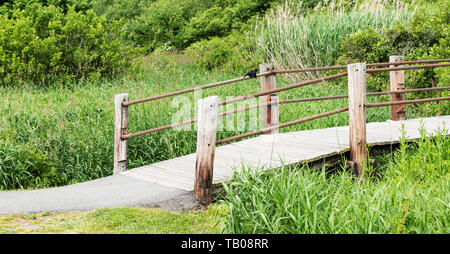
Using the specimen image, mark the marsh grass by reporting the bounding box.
[0,53,446,190]
[255,0,414,82]
[220,127,449,234]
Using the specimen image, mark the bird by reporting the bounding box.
[244,68,257,78]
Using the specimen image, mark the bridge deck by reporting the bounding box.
[121,116,449,191]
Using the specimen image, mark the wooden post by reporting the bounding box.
[390,55,406,121]
[114,93,129,175]
[259,63,279,134]
[347,63,367,178]
[194,96,218,206]
[270,96,279,133]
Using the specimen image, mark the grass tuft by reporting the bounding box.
[220,128,449,234]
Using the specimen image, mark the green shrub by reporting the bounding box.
[92,0,152,20]
[0,137,59,190]
[255,0,413,82]
[221,129,450,234]
[185,32,262,71]
[129,0,189,51]
[338,0,449,93]
[0,0,92,15]
[91,0,154,48]
[128,0,226,51]
[127,0,278,52]
[0,3,138,85]
[184,7,233,44]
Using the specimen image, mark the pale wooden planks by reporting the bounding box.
[121,115,449,191]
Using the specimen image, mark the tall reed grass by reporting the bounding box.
[220,127,449,234]
[0,53,442,190]
[255,0,415,82]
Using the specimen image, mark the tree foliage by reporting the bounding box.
[0,3,137,85]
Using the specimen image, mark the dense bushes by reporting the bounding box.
[221,130,450,233]
[185,32,262,71]
[3,0,444,83]
[0,3,137,85]
[0,0,92,15]
[255,0,413,81]
[0,0,448,191]
[339,0,449,65]
[97,0,279,52]
[338,0,449,93]
[0,137,59,190]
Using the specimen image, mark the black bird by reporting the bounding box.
[244,68,257,78]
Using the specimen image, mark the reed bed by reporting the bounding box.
[220,127,449,234]
[255,0,415,82]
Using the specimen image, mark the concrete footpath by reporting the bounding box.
[0,174,198,214]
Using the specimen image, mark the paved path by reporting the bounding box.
[0,116,448,214]
[0,174,198,214]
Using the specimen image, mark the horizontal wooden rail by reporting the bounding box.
[123,76,261,106]
[366,96,450,108]
[366,63,450,73]
[121,86,450,139]
[367,86,450,96]
[219,63,450,107]
[215,107,349,145]
[218,72,348,106]
[122,59,450,107]
[281,86,450,104]
[271,59,450,75]
[216,86,450,115]
[120,63,450,140]
[122,72,348,139]
[215,96,450,145]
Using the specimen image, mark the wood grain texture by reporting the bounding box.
[259,63,278,134]
[114,93,129,175]
[347,63,367,177]
[194,96,218,205]
[390,55,406,120]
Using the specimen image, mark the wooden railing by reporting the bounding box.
[114,56,450,205]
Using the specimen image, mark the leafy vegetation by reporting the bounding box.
[90,0,280,53]
[0,3,138,85]
[338,0,450,92]
[0,0,92,15]
[221,128,449,233]
[255,0,414,81]
[0,0,449,234]
[0,205,224,233]
[1,133,448,234]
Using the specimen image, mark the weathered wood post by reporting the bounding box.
[389,55,406,121]
[259,63,279,134]
[194,96,218,206]
[114,93,129,175]
[347,63,367,178]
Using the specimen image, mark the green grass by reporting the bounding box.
[256,0,414,82]
[0,52,447,190]
[220,128,449,234]
[0,205,224,234]
[1,131,447,234]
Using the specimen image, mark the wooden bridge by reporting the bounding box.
[114,56,450,205]
[121,116,449,191]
